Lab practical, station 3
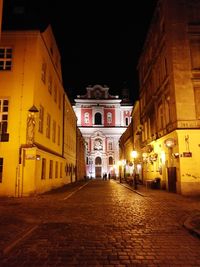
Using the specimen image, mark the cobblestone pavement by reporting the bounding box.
[0,179,200,266]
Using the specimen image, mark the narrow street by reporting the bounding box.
[1,179,200,266]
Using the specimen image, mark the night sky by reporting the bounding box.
[2,0,157,102]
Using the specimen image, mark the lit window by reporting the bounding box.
[0,48,12,71]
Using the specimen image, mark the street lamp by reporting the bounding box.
[26,105,39,146]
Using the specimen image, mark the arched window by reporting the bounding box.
[108,141,113,150]
[95,112,102,125]
[84,112,89,124]
[107,112,112,123]
[108,156,113,165]
[95,157,102,165]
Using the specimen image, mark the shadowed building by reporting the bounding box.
[137,0,200,195]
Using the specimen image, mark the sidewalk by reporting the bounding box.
[117,179,200,239]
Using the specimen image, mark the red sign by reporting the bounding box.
[183,152,192,157]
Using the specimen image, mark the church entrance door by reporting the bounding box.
[95,167,102,178]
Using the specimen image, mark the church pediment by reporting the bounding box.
[77,84,119,100]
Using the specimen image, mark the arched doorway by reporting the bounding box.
[95,156,102,178]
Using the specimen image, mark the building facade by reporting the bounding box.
[73,85,132,178]
[137,0,200,195]
[0,25,85,196]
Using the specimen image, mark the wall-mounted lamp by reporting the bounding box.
[172,153,180,159]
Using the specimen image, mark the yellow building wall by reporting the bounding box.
[177,130,200,196]
[63,95,77,182]
[0,26,77,196]
[142,129,200,196]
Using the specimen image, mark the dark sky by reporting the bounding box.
[2,0,157,102]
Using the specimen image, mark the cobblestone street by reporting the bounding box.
[1,179,200,266]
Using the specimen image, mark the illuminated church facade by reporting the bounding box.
[73,85,133,178]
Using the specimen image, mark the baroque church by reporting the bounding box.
[73,85,133,178]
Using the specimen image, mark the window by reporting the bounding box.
[194,87,200,119]
[49,160,53,179]
[57,125,60,145]
[84,112,89,124]
[0,158,3,183]
[41,61,47,83]
[60,163,63,178]
[46,113,51,138]
[158,103,164,130]
[41,158,46,179]
[58,91,61,109]
[54,84,57,103]
[95,157,102,165]
[38,105,44,133]
[190,39,200,69]
[0,48,12,70]
[55,161,58,178]
[107,112,112,124]
[108,141,113,150]
[95,112,102,125]
[52,120,56,143]
[0,99,9,134]
[165,96,170,125]
[125,117,129,126]
[48,75,52,94]
[109,156,113,165]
